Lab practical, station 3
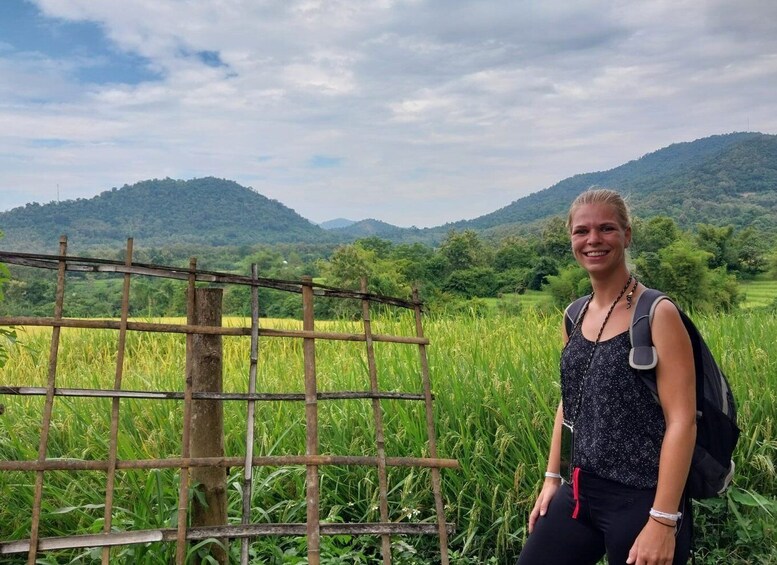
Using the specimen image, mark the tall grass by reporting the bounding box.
[0,310,775,563]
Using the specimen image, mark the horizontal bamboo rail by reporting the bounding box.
[0,316,429,344]
[0,454,459,472]
[0,386,429,401]
[1,522,457,555]
[0,251,420,309]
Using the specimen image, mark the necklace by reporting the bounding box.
[568,273,634,423]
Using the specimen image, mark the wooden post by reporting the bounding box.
[190,288,228,564]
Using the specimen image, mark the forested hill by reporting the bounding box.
[444,131,777,237]
[1,132,776,252]
[0,177,332,251]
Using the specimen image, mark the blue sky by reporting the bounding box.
[1,0,776,227]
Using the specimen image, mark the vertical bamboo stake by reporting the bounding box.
[360,278,392,564]
[101,238,134,565]
[301,276,320,565]
[412,288,449,565]
[27,236,67,565]
[176,258,197,564]
[241,264,260,565]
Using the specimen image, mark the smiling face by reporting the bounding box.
[569,202,631,276]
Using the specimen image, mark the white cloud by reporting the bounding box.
[0,0,775,225]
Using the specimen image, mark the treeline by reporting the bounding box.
[3,215,775,320]
[321,216,776,315]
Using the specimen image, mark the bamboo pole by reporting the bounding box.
[0,386,428,402]
[302,276,320,565]
[175,258,197,564]
[101,238,133,564]
[2,522,456,556]
[0,250,420,309]
[27,236,67,565]
[241,264,260,565]
[412,287,450,565]
[0,316,429,345]
[361,278,392,564]
[0,454,459,472]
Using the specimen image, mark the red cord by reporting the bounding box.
[571,467,581,519]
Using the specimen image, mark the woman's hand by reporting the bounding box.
[528,478,561,533]
[626,519,676,564]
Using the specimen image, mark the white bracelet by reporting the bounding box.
[649,507,682,522]
[544,471,562,479]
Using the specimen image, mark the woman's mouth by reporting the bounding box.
[584,250,609,257]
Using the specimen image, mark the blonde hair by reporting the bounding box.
[566,188,631,232]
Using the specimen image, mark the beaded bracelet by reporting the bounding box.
[649,507,682,522]
[544,471,562,480]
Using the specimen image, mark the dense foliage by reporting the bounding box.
[0,177,332,251]
[2,212,776,319]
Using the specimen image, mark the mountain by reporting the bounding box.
[0,177,332,251]
[444,131,777,237]
[319,218,357,230]
[329,218,424,240]
[1,132,775,252]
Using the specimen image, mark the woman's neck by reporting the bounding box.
[589,269,632,306]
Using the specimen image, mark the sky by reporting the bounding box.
[1,1,776,228]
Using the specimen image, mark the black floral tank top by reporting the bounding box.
[561,329,666,488]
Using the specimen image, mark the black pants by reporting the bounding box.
[517,470,692,565]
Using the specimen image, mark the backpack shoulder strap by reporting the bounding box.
[564,295,592,338]
[628,288,670,370]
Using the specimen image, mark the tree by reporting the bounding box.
[391,243,435,287]
[355,236,393,258]
[631,216,681,256]
[442,267,499,299]
[695,224,737,271]
[527,256,559,291]
[439,230,490,272]
[494,236,537,272]
[537,216,572,262]
[731,227,768,276]
[634,239,739,312]
[546,265,591,306]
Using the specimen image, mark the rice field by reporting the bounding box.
[739,279,777,309]
[0,309,775,563]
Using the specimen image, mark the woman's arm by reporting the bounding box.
[528,401,564,534]
[627,299,696,564]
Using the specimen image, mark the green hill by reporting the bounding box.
[441,132,777,238]
[1,132,776,251]
[0,177,332,251]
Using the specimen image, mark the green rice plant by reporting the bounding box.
[0,308,775,563]
[739,279,777,309]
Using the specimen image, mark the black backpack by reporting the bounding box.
[564,288,740,499]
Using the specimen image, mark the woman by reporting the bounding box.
[517,189,697,565]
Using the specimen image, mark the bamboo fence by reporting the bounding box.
[0,238,457,565]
